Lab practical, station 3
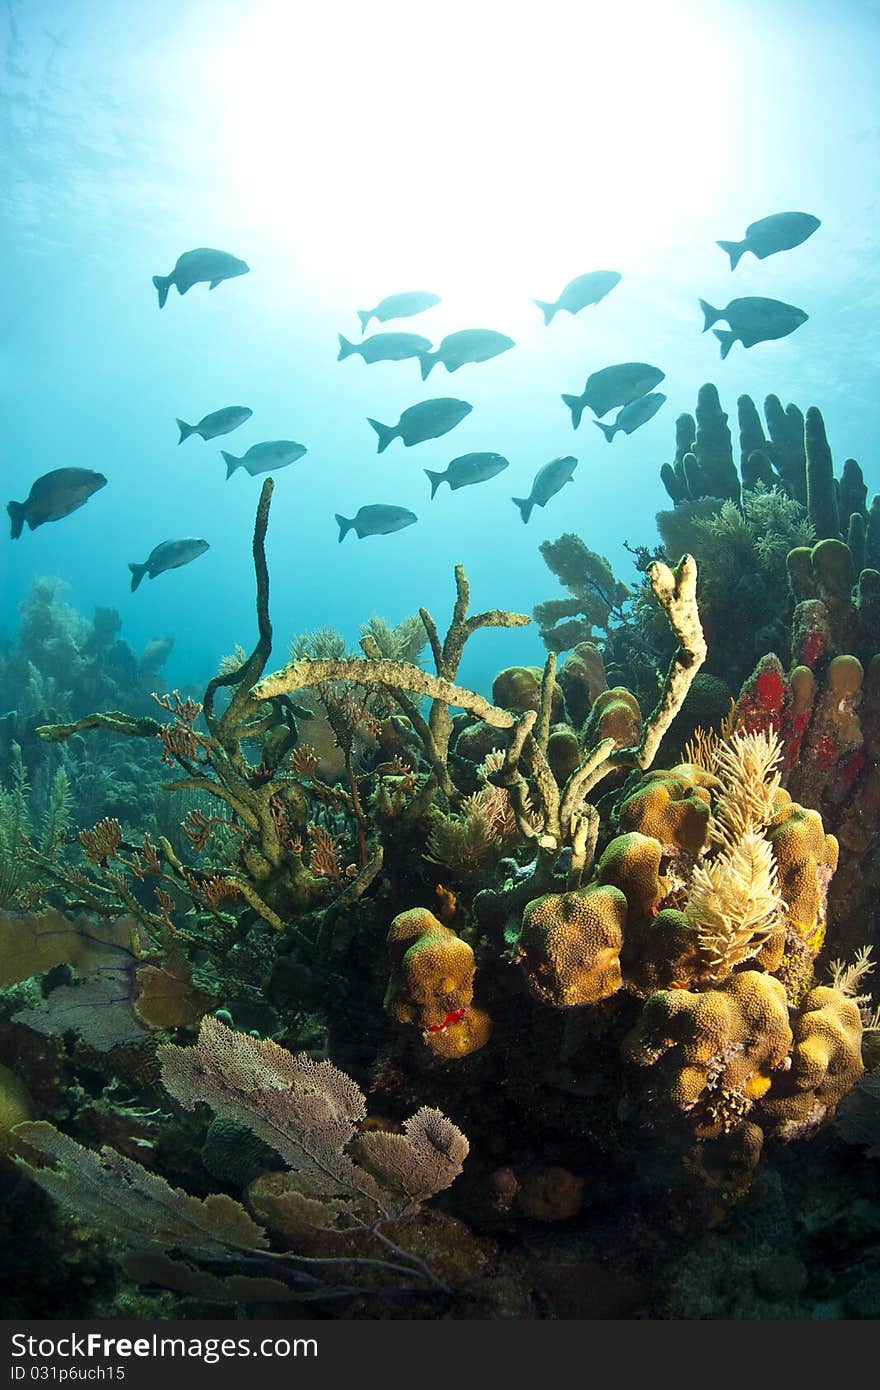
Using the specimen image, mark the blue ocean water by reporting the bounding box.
[2,0,879,697]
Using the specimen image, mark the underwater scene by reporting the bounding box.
[2,0,880,1324]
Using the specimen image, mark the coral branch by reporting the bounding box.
[253,658,517,729]
[615,553,707,769]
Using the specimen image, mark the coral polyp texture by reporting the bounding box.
[384,906,490,1055]
[515,884,627,1007]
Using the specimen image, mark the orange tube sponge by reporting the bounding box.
[623,971,792,1116]
[515,884,627,1007]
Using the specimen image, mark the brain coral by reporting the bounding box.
[515,884,627,1007]
[585,687,642,750]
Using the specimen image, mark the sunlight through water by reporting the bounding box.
[202,0,733,307]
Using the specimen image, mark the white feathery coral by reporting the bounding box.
[709,729,783,849]
[688,827,784,980]
[686,729,785,981]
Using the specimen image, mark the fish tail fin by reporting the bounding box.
[716,239,745,271]
[129,562,148,592]
[594,420,616,443]
[699,298,721,332]
[713,328,736,360]
[418,352,435,380]
[176,418,195,444]
[512,496,534,524]
[7,501,24,540]
[337,333,356,361]
[561,393,584,429]
[335,513,354,543]
[533,298,557,326]
[424,469,445,499]
[221,451,240,479]
[356,309,371,334]
[367,418,395,453]
[152,274,170,309]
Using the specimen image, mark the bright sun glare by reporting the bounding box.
[205,0,731,303]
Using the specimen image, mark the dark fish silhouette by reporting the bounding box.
[699,296,808,358]
[424,452,509,498]
[8,468,107,538]
[337,332,432,364]
[177,406,252,443]
[368,399,472,452]
[419,329,514,379]
[152,248,249,308]
[336,505,417,541]
[221,440,307,479]
[594,392,667,443]
[562,363,665,426]
[140,636,174,673]
[129,538,209,591]
[357,291,441,334]
[512,456,578,524]
[717,212,820,270]
[534,270,621,325]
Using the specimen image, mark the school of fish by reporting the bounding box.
[7,211,819,591]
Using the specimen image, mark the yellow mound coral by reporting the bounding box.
[585,687,642,749]
[0,1062,33,1154]
[617,767,713,856]
[384,908,475,1032]
[595,832,667,919]
[760,985,864,1139]
[515,884,627,1007]
[623,971,792,1117]
[765,798,838,947]
[424,1006,493,1059]
[622,907,703,997]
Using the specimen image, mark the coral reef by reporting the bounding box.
[2,400,877,1321]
